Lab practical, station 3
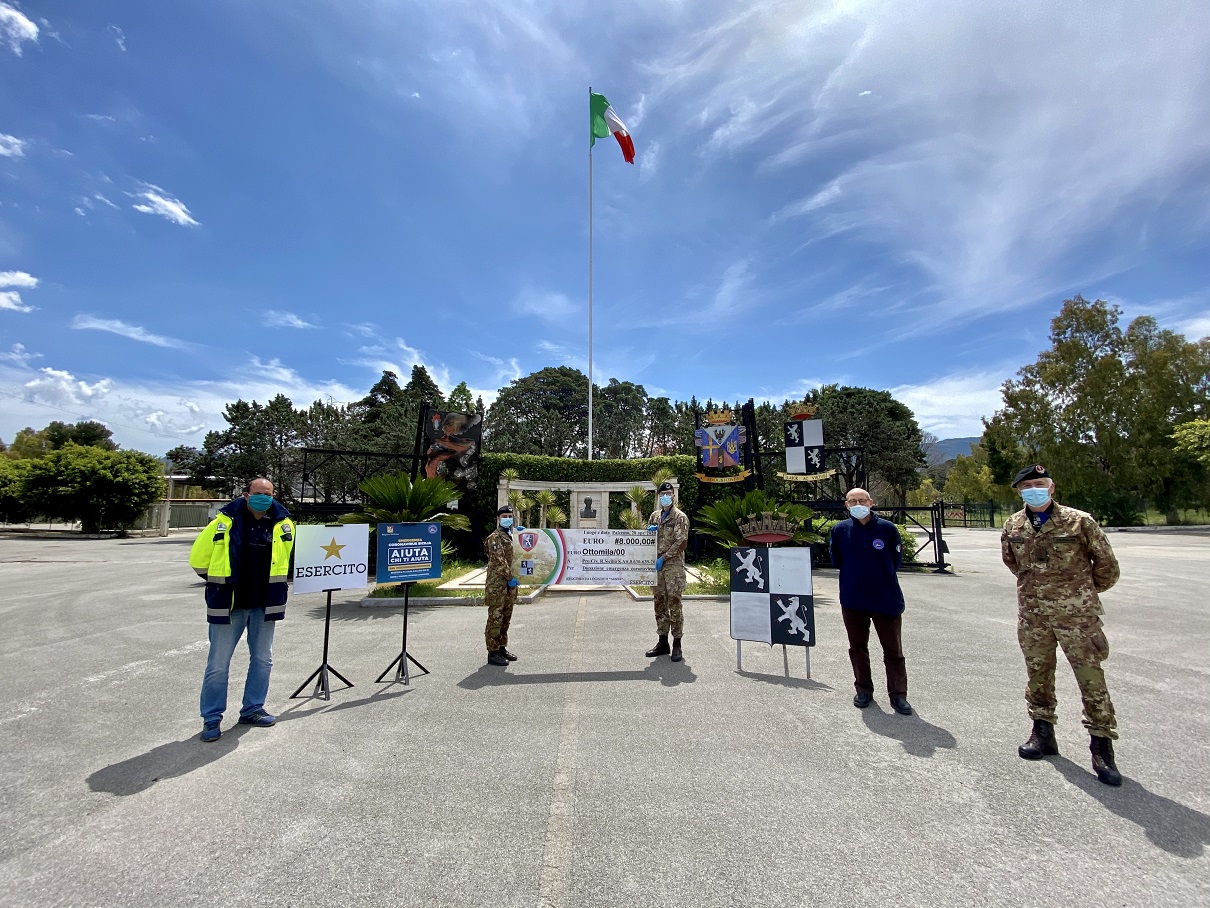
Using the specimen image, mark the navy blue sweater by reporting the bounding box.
[829,515,905,615]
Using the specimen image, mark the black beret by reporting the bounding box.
[658,481,675,492]
[1012,464,1050,487]
[497,504,514,515]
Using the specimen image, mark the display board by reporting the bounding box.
[293,524,370,594]
[513,528,657,586]
[729,546,815,646]
[376,522,443,584]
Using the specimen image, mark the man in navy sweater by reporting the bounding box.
[829,487,912,715]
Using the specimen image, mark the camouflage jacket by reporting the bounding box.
[484,528,514,584]
[1001,503,1120,616]
[647,506,690,565]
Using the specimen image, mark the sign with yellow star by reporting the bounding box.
[293,524,370,594]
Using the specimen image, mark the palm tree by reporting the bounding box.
[532,489,558,528]
[341,473,470,533]
[695,490,821,548]
[546,505,569,528]
[619,485,651,529]
[506,489,533,526]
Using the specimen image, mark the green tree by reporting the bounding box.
[943,451,996,502]
[486,367,589,457]
[403,364,445,411]
[5,427,52,459]
[984,295,1210,524]
[0,458,33,523]
[21,446,165,533]
[45,420,118,451]
[814,385,926,504]
[447,381,475,413]
[340,473,470,532]
[1173,420,1210,466]
[594,378,648,459]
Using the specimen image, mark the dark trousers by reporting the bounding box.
[842,607,907,697]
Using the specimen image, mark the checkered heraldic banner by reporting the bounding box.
[784,418,824,475]
[729,546,815,647]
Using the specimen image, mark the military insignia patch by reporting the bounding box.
[519,531,538,552]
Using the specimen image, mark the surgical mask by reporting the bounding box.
[1020,487,1051,508]
[499,517,513,529]
[659,494,673,508]
[848,504,871,520]
[247,493,274,512]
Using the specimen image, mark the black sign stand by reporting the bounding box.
[376,582,430,686]
[291,589,354,700]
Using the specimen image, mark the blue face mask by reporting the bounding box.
[1020,487,1051,508]
[499,517,513,529]
[247,493,274,512]
[848,504,871,520]
[659,494,673,508]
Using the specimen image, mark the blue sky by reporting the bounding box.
[1,0,1208,455]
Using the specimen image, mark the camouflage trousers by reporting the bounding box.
[1017,610,1116,739]
[484,580,517,651]
[653,563,687,637]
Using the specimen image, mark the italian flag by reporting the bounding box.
[590,91,635,164]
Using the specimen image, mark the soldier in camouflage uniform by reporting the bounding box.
[645,481,690,662]
[484,504,520,667]
[1001,464,1123,785]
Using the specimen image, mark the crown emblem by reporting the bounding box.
[738,511,797,544]
[705,408,734,425]
[787,401,817,420]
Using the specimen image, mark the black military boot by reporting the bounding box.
[500,647,518,662]
[670,637,683,662]
[1018,720,1060,760]
[1090,736,1123,786]
[645,634,671,657]
[487,649,508,666]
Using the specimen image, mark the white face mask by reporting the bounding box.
[848,504,871,520]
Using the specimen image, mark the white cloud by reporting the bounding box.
[131,183,200,227]
[70,315,187,348]
[263,310,317,329]
[109,24,126,51]
[0,2,38,55]
[0,270,37,289]
[0,133,26,158]
[646,1,1210,317]
[0,342,38,362]
[1178,315,1210,339]
[84,113,116,123]
[890,370,1008,439]
[512,289,576,322]
[0,291,33,312]
[24,368,112,406]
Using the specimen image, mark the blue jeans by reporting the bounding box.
[199,608,275,723]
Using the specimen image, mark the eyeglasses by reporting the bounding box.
[845,497,872,505]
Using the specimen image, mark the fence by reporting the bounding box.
[800,500,953,573]
[937,501,1005,529]
[128,500,226,535]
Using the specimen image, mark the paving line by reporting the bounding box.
[536,594,586,908]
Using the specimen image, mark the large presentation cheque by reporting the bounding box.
[513,528,658,586]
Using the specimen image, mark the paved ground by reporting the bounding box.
[0,528,1207,908]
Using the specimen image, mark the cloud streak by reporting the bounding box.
[71,315,188,348]
[131,183,200,227]
[0,2,38,55]
[0,133,26,157]
[263,310,317,329]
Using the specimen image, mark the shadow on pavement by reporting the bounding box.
[735,669,832,691]
[1049,756,1210,858]
[457,659,697,690]
[87,725,257,796]
[859,703,958,757]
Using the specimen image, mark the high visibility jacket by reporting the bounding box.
[189,498,295,624]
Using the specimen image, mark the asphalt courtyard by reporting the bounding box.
[0,527,1207,908]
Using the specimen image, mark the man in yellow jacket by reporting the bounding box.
[189,478,294,742]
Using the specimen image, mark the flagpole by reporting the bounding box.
[587,85,594,461]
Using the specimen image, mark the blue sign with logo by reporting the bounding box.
[376,522,443,584]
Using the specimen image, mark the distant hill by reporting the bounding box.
[930,436,980,462]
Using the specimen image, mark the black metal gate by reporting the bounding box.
[802,500,952,573]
